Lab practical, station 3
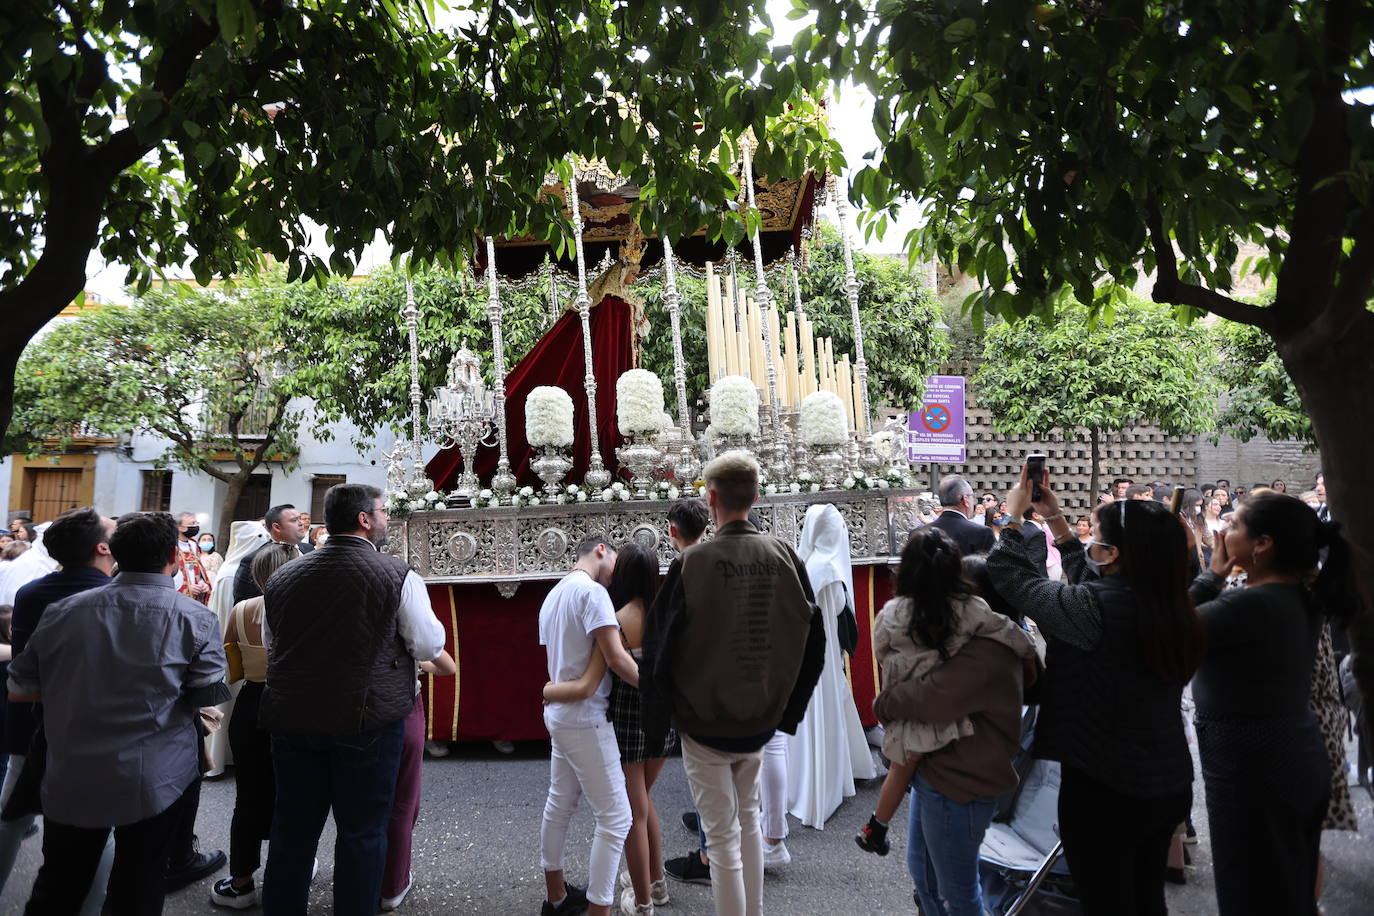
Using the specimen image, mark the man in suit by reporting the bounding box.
[232,503,308,604]
[916,475,996,556]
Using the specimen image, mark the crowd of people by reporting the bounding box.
[0,456,1357,916]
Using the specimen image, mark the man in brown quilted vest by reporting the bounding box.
[259,484,445,915]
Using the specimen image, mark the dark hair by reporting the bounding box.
[42,507,110,568]
[1111,477,1132,487]
[896,527,973,660]
[264,503,297,530]
[0,605,10,644]
[1,542,27,560]
[1093,499,1205,685]
[961,555,1022,625]
[1236,492,1358,623]
[575,533,612,557]
[251,542,299,591]
[110,512,180,574]
[14,522,38,542]
[323,486,381,535]
[1152,485,1173,502]
[1216,479,1231,488]
[667,498,709,543]
[608,542,659,610]
[1124,484,1152,500]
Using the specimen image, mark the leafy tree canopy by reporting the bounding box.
[0,0,841,437]
[8,284,303,540]
[1213,317,1315,448]
[974,294,1216,496]
[800,0,1374,332]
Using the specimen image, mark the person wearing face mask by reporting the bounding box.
[984,465,1206,915]
[197,533,223,577]
[1189,492,1355,915]
[174,512,213,605]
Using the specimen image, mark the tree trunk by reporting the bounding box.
[1278,308,1374,703]
[1088,427,1101,504]
[216,470,252,550]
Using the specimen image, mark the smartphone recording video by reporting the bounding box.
[1025,453,1047,501]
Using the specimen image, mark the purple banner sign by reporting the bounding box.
[907,375,967,463]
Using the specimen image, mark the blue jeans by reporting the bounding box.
[263,719,405,916]
[906,772,996,916]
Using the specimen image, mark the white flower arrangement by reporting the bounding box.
[799,391,849,446]
[709,375,760,438]
[386,487,451,519]
[526,386,575,448]
[616,369,667,437]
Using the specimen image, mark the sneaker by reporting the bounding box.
[210,878,257,909]
[855,816,891,857]
[424,740,451,758]
[762,840,790,869]
[167,847,228,892]
[680,811,699,833]
[619,886,654,916]
[617,867,630,889]
[664,850,711,885]
[650,879,669,907]
[492,740,516,754]
[379,871,413,911]
[541,882,588,916]
[311,857,320,883]
[1184,823,1198,845]
[865,724,886,748]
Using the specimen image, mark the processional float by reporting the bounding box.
[384,144,929,595]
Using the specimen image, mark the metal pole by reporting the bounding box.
[485,236,517,496]
[660,236,699,483]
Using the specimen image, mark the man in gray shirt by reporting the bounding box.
[8,512,228,915]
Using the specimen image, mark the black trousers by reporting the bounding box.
[228,681,275,877]
[167,774,203,871]
[25,779,196,915]
[1057,765,1191,916]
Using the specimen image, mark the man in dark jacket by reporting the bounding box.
[259,484,445,915]
[642,453,823,916]
[231,503,308,604]
[919,475,996,556]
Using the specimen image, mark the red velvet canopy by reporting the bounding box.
[425,295,635,491]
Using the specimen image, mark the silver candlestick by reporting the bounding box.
[564,163,612,489]
[831,174,882,473]
[660,236,700,483]
[741,136,791,481]
[484,236,518,496]
[427,342,497,501]
[531,445,574,498]
[403,276,434,495]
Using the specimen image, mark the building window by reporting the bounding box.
[311,475,347,520]
[139,470,172,512]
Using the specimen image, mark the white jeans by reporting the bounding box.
[541,722,632,907]
[681,735,764,916]
[760,733,789,841]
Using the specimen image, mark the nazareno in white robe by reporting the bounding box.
[204,520,270,775]
[787,504,876,828]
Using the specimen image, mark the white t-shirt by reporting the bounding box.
[539,570,618,729]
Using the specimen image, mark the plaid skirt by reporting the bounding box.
[609,674,676,763]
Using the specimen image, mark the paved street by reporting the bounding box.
[2,739,1371,914]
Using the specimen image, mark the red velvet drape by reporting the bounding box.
[426,295,635,491]
[419,563,894,742]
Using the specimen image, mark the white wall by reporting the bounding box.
[2,400,443,532]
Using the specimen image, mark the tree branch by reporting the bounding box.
[1145,196,1273,331]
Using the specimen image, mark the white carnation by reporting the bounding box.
[790,483,801,493]
[616,369,667,436]
[576,491,588,502]
[600,490,614,502]
[709,375,760,437]
[567,485,579,494]
[799,391,849,446]
[667,487,680,500]
[433,502,447,510]
[479,489,492,499]
[425,490,439,500]
[843,476,857,488]
[520,486,534,497]
[529,496,542,506]
[525,386,575,448]
[876,478,889,488]
[809,483,820,493]
[409,500,425,511]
